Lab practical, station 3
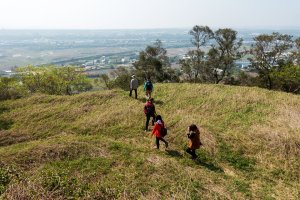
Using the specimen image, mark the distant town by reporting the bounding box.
[1,29,300,77]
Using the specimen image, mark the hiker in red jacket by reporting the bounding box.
[152,115,168,149]
[144,98,156,131]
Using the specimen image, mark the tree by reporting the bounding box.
[108,66,132,90]
[179,51,194,81]
[248,32,293,89]
[206,28,243,84]
[180,25,213,82]
[293,37,300,65]
[99,74,111,89]
[133,40,173,82]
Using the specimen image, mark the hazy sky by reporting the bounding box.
[1,0,300,29]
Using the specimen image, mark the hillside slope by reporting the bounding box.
[0,83,300,199]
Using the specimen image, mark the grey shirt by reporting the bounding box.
[130,78,139,89]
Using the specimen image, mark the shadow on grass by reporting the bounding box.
[195,159,224,173]
[165,149,183,158]
[0,120,13,130]
[0,107,9,115]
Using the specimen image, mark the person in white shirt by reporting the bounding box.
[129,75,139,99]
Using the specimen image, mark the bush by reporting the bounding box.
[17,66,93,95]
[234,71,260,87]
[271,64,300,94]
[0,77,26,100]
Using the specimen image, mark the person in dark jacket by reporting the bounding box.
[186,124,202,159]
[144,98,156,131]
[152,115,168,149]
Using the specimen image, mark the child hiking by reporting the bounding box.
[186,124,202,159]
[152,115,168,149]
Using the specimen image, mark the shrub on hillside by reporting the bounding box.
[234,71,261,87]
[107,66,133,90]
[16,66,93,95]
[270,64,300,94]
[0,77,26,100]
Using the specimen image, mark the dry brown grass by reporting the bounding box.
[1,83,300,199]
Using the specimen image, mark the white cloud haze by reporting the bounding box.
[0,0,300,29]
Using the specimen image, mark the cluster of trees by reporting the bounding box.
[100,40,180,90]
[106,25,299,94]
[180,26,300,94]
[0,66,92,100]
[180,26,243,84]
[249,32,300,93]
[1,26,299,101]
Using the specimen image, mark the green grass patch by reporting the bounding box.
[0,168,10,195]
[219,142,256,172]
[40,157,113,198]
[1,83,300,199]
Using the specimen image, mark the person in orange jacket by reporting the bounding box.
[186,124,202,159]
[152,115,168,149]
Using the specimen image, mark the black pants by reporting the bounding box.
[186,148,197,159]
[129,89,137,99]
[156,137,168,149]
[145,114,155,131]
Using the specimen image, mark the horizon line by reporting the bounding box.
[1,26,300,31]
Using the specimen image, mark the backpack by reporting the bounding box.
[161,127,168,137]
[146,81,152,90]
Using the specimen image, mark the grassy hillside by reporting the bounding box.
[0,83,300,199]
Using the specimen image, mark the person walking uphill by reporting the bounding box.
[144,79,153,99]
[144,98,156,131]
[186,124,202,159]
[129,75,139,99]
[152,115,168,149]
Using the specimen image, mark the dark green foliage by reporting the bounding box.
[133,40,178,82]
[271,64,300,94]
[207,28,243,84]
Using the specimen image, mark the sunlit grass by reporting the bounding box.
[1,83,300,199]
